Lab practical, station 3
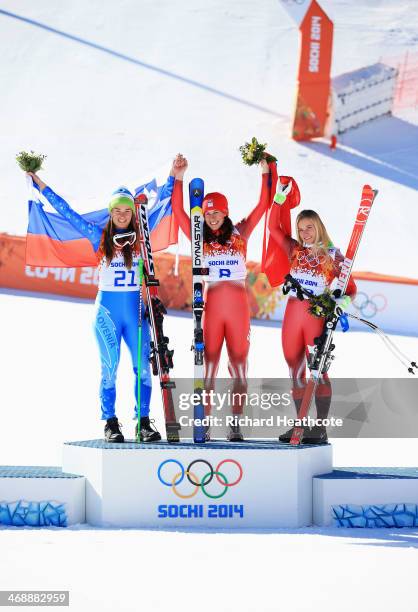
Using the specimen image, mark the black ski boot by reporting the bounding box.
[303,425,328,445]
[279,428,294,443]
[135,417,162,443]
[279,427,311,444]
[227,417,244,442]
[104,417,124,443]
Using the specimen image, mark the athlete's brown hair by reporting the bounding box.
[97,216,139,269]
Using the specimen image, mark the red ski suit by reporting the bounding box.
[268,204,357,416]
[172,175,270,412]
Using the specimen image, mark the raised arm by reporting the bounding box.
[267,200,296,260]
[27,172,103,251]
[236,160,270,241]
[170,154,191,240]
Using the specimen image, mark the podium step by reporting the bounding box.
[313,467,418,527]
[0,466,85,527]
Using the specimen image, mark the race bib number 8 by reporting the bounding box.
[219,269,231,278]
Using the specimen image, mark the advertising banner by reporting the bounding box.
[280,0,334,140]
[1,233,417,335]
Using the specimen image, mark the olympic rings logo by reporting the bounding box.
[352,291,387,319]
[157,459,243,500]
[296,249,327,269]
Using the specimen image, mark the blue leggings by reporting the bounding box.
[93,290,152,420]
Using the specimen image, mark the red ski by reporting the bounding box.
[288,184,378,446]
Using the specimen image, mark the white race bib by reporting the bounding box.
[98,254,141,291]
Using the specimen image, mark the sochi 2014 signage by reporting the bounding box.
[157,458,244,520]
[279,0,334,140]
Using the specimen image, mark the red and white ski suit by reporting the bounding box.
[172,175,270,412]
[268,204,357,417]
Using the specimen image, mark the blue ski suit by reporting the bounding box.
[41,178,174,420]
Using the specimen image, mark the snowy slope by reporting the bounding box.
[1,0,418,277]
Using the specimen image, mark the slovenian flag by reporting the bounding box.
[135,177,178,253]
[26,176,178,268]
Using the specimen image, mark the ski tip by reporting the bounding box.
[362,185,378,204]
[135,193,148,205]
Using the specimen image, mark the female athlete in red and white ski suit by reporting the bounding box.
[172,154,270,433]
[268,202,357,438]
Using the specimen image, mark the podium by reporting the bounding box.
[3,445,418,529]
[0,466,85,527]
[62,440,332,529]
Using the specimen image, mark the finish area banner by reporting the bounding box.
[280,0,334,140]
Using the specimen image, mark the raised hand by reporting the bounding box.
[26,171,46,192]
[273,180,292,205]
[171,153,188,180]
[260,158,270,174]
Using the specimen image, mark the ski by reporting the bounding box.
[135,193,181,443]
[136,255,144,441]
[287,184,378,446]
[189,178,208,443]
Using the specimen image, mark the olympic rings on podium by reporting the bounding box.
[157,458,243,499]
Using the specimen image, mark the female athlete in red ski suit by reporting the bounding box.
[268,197,357,443]
[172,154,270,440]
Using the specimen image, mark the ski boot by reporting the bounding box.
[279,427,313,444]
[104,417,124,443]
[302,425,328,445]
[227,416,244,442]
[278,428,293,443]
[135,417,162,443]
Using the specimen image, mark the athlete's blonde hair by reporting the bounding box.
[296,209,333,250]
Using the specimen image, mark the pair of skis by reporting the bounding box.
[134,178,207,444]
[285,184,378,445]
[189,178,209,443]
[134,194,180,443]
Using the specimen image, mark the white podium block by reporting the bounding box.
[62,440,332,529]
[313,468,418,527]
[0,467,85,526]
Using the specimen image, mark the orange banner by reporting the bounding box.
[0,233,279,318]
[2,234,417,333]
[292,0,333,140]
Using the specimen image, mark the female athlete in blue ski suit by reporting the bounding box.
[28,171,174,442]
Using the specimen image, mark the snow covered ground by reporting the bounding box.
[1,1,418,610]
[2,525,418,612]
